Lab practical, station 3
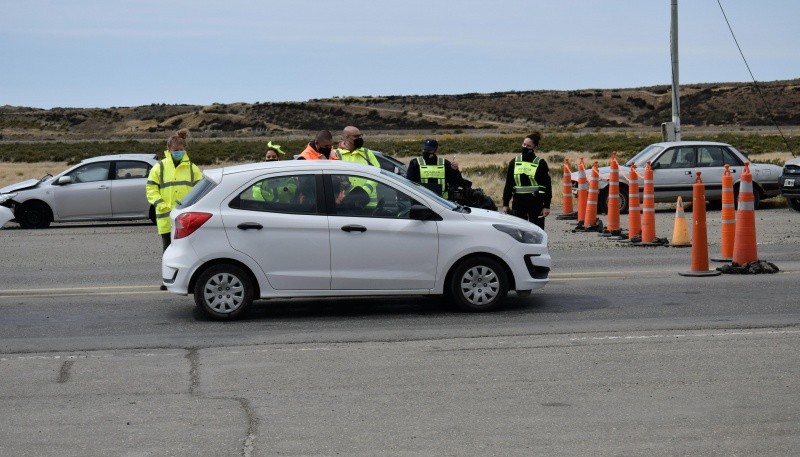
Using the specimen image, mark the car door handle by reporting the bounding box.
[341,224,367,232]
[97,184,110,189]
[237,222,263,230]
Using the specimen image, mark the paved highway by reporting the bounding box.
[1,209,798,456]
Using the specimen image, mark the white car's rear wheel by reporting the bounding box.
[194,264,253,320]
[449,257,508,312]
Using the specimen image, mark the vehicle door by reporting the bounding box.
[650,146,696,201]
[326,172,439,290]
[54,161,112,219]
[111,160,152,218]
[222,172,331,290]
[694,146,732,199]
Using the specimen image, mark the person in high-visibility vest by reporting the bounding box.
[336,126,379,207]
[146,128,202,252]
[501,132,552,229]
[297,130,339,160]
[406,138,468,200]
[253,141,295,202]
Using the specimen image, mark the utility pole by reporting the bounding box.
[669,0,681,141]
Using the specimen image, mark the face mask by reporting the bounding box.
[423,152,435,160]
[521,147,534,155]
[171,150,185,161]
[318,146,332,157]
[265,157,278,162]
[353,138,364,149]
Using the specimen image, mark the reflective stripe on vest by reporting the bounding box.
[418,156,447,199]
[513,155,542,194]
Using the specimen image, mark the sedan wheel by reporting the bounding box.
[194,264,253,319]
[449,257,508,312]
[16,201,52,229]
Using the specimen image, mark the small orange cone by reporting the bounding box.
[680,172,721,277]
[731,163,759,265]
[627,164,641,241]
[670,196,691,247]
[557,159,577,220]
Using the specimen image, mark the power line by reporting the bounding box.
[716,0,796,156]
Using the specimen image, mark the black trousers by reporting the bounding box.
[512,195,546,230]
[161,233,171,252]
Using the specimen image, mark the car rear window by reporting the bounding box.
[176,177,216,208]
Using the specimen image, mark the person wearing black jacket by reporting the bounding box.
[502,132,552,230]
[407,139,469,200]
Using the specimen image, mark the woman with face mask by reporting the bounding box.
[145,128,203,263]
[501,132,552,230]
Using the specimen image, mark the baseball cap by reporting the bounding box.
[422,139,438,151]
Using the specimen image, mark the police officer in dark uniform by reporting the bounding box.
[406,139,469,199]
[501,132,552,230]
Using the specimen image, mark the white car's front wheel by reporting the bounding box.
[449,257,508,312]
[194,264,253,320]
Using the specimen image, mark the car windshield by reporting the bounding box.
[380,170,458,210]
[626,144,665,167]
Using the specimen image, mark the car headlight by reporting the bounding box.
[0,193,17,204]
[493,223,544,244]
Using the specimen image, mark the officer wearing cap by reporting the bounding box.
[407,139,469,200]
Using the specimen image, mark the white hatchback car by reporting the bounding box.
[162,160,551,319]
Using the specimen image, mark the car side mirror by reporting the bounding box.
[651,163,661,169]
[57,176,73,185]
[410,204,442,221]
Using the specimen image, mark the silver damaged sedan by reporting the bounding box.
[0,154,158,228]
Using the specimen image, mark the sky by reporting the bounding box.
[1,0,798,109]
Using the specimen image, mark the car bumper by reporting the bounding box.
[0,206,14,228]
[161,244,195,295]
[509,249,551,292]
[780,174,800,199]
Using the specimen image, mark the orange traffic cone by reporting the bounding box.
[638,161,657,244]
[557,159,577,220]
[731,163,759,266]
[680,172,721,277]
[602,151,623,237]
[582,161,601,230]
[670,196,691,247]
[627,164,641,241]
[711,164,735,262]
[575,158,588,227]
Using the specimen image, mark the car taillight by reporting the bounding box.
[174,212,212,239]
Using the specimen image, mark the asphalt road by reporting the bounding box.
[1,207,799,456]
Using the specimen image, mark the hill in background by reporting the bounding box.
[1,79,799,140]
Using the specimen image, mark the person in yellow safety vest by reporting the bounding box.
[406,138,469,200]
[146,128,202,253]
[501,132,552,230]
[252,141,296,203]
[336,126,380,207]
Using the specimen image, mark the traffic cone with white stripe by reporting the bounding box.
[575,158,588,228]
[627,164,641,242]
[711,164,735,262]
[601,151,623,237]
[732,163,759,265]
[640,161,656,243]
[557,159,577,220]
[581,161,602,231]
[670,196,690,247]
[680,172,721,277]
